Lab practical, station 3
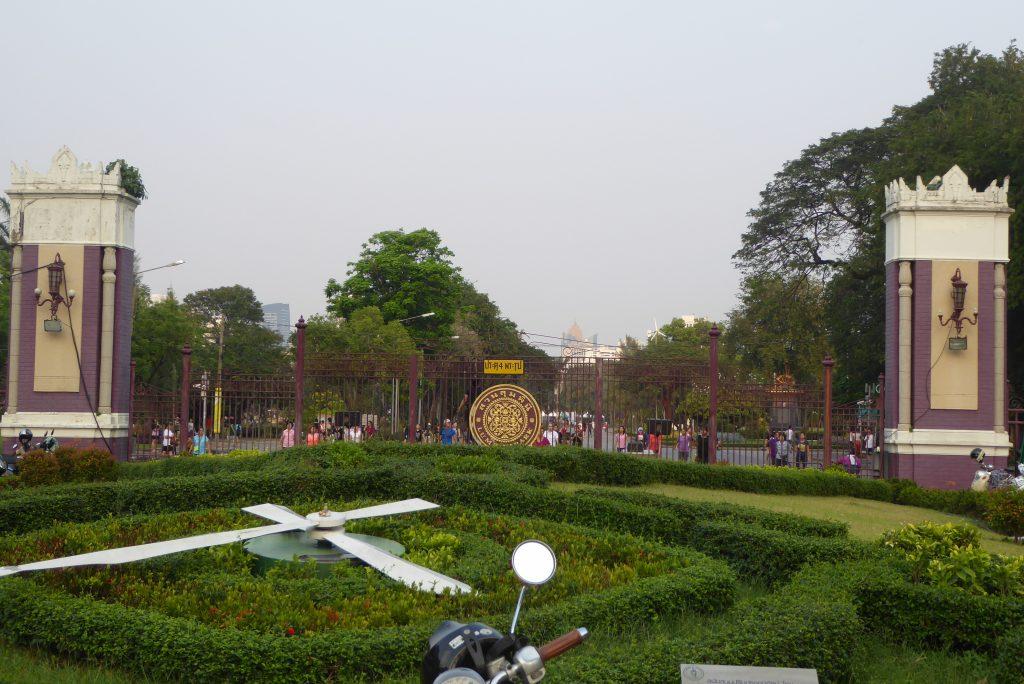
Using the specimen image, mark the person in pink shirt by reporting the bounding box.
[615,426,628,453]
[281,422,295,448]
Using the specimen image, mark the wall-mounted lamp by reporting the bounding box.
[937,268,978,349]
[34,253,75,332]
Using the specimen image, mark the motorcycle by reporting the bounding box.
[422,540,588,684]
[969,447,1024,492]
[0,429,58,476]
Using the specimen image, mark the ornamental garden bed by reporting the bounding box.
[0,504,731,682]
[0,442,1021,682]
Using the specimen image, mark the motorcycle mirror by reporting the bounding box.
[511,540,557,586]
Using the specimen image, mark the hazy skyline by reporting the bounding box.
[3,1,1021,347]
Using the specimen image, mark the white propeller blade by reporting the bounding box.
[322,530,471,595]
[242,503,316,528]
[319,498,439,524]
[0,521,307,579]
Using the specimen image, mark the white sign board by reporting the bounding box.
[681,664,819,684]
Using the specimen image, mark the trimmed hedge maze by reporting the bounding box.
[0,442,1021,683]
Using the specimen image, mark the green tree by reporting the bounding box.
[131,291,200,389]
[454,283,545,356]
[734,42,1024,397]
[724,274,830,385]
[183,285,285,374]
[324,229,462,344]
[301,307,417,357]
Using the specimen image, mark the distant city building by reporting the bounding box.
[149,292,168,304]
[261,303,291,343]
[560,321,621,360]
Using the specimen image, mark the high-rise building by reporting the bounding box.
[261,303,291,343]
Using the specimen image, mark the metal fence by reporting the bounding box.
[126,324,886,477]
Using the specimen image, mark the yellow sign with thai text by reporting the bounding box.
[483,359,524,375]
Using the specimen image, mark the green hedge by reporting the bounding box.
[0,462,868,583]
[362,441,895,498]
[0,533,733,682]
[552,589,858,683]
[854,574,1024,652]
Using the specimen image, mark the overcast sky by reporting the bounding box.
[2,1,1021,349]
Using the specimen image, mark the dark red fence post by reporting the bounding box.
[709,324,720,465]
[823,356,834,468]
[129,360,136,456]
[180,344,191,452]
[594,358,604,451]
[878,372,885,477]
[407,354,419,442]
[294,317,306,440]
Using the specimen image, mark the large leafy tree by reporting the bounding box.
[734,42,1024,398]
[302,307,416,357]
[183,285,285,374]
[724,274,830,385]
[325,229,545,356]
[131,291,200,389]
[325,229,462,344]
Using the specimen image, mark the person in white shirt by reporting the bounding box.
[864,430,875,453]
[162,425,175,454]
[349,425,363,443]
[542,422,559,447]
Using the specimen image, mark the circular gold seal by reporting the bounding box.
[469,384,543,446]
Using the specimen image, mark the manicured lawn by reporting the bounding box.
[553,481,1024,556]
[0,641,145,683]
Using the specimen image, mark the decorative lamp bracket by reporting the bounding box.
[937,268,978,342]
[34,252,75,331]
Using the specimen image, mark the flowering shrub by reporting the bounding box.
[18,447,115,487]
[880,521,1024,597]
[984,489,1024,540]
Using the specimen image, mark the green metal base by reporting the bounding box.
[244,531,406,577]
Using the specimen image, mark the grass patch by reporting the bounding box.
[553,482,1024,556]
[0,640,146,683]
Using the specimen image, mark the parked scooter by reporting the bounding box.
[422,540,588,684]
[0,429,58,476]
[969,447,1024,492]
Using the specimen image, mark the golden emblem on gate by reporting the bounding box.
[469,384,542,446]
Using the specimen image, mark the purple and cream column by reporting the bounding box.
[1,147,141,459]
[882,165,1012,489]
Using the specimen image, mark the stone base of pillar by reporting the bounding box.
[1,411,131,460]
[884,428,1012,489]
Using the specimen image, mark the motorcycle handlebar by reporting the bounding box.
[537,627,588,662]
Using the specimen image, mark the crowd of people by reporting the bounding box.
[283,419,378,447]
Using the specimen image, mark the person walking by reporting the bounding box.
[440,419,456,446]
[150,422,160,455]
[795,432,809,468]
[677,428,692,462]
[778,431,791,467]
[281,422,295,448]
[615,426,628,453]
[162,424,175,455]
[543,422,560,447]
[192,428,209,455]
[648,430,662,459]
[767,431,778,466]
[306,424,321,446]
[696,427,709,464]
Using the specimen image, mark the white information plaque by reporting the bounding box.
[681,664,819,684]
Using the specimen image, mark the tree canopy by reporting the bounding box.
[733,41,1024,398]
[325,228,544,356]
